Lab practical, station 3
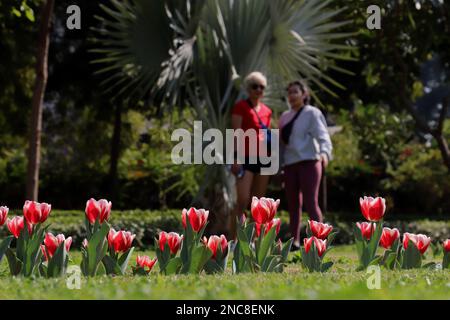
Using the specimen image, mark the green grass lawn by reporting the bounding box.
[1,245,449,299]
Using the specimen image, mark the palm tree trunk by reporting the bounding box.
[26,0,55,201]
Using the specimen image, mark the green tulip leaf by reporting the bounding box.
[0,236,13,263]
[402,240,422,269]
[257,226,277,267]
[102,255,121,275]
[165,257,182,275]
[118,247,134,275]
[6,248,22,276]
[86,222,110,276]
[321,261,334,272]
[188,245,213,274]
[47,241,68,278]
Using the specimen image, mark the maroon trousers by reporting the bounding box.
[283,160,323,243]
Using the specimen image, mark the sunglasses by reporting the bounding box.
[251,84,266,91]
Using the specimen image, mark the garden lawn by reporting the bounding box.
[0,245,449,299]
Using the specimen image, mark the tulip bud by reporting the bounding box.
[85,198,112,225]
[443,239,450,253]
[42,233,72,260]
[379,227,400,249]
[7,216,25,238]
[304,236,327,257]
[0,206,8,226]
[308,220,333,240]
[23,200,52,225]
[359,196,386,222]
[107,228,135,253]
[159,231,182,255]
[356,222,375,240]
[403,233,431,255]
[251,197,280,225]
[136,255,157,273]
[204,235,228,259]
[181,208,209,232]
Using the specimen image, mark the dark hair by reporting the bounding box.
[286,80,311,105]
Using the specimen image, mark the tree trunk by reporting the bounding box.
[431,97,450,172]
[109,102,122,202]
[433,133,450,171]
[26,0,55,201]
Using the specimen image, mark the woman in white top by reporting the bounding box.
[279,80,332,250]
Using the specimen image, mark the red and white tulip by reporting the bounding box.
[85,198,112,224]
[309,220,333,240]
[41,233,72,261]
[304,236,327,257]
[251,197,280,225]
[403,233,431,255]
[443,239,450,253]
[107,228,135,253]
[0,206,8,226]
[379,227,400,249]
[159,231,183,255]
[7,216,25,238]
[23,200,51,225]
[181,208,209,233]
[136,255,157,273]
[255,218,281,237]
[203,235,228,259]
[356,222,375,240]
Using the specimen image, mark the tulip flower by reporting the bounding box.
[251,197,280,225]
[136,255,157,273]
[356,222,375,240]
[159,231,183,255]
[255,218,281,237]
[41,233,72,260]
[203,235,228,259]
[85,198,112,224]
[23,200,51,225]
[82,238,89,248]
[304,236,327,257]
[0,206,8,226]
[107,228,135,254]
[379,227,400,249]
[234,198,293,273]
[403,233,431,255]
[7,216,25,238]
[359,196,386,222]
[443,239,450,269]
[309,220,333,240]
[181,207,209,233]
[444,239,450,253]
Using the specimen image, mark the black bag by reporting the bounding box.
[281,107,305,145]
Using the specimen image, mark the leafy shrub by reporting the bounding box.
[383,143,450,215]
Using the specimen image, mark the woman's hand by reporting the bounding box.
[320,154,329,168]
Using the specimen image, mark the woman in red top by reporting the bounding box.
[229,71,273,238]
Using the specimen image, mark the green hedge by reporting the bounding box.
[1,210,449,248]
